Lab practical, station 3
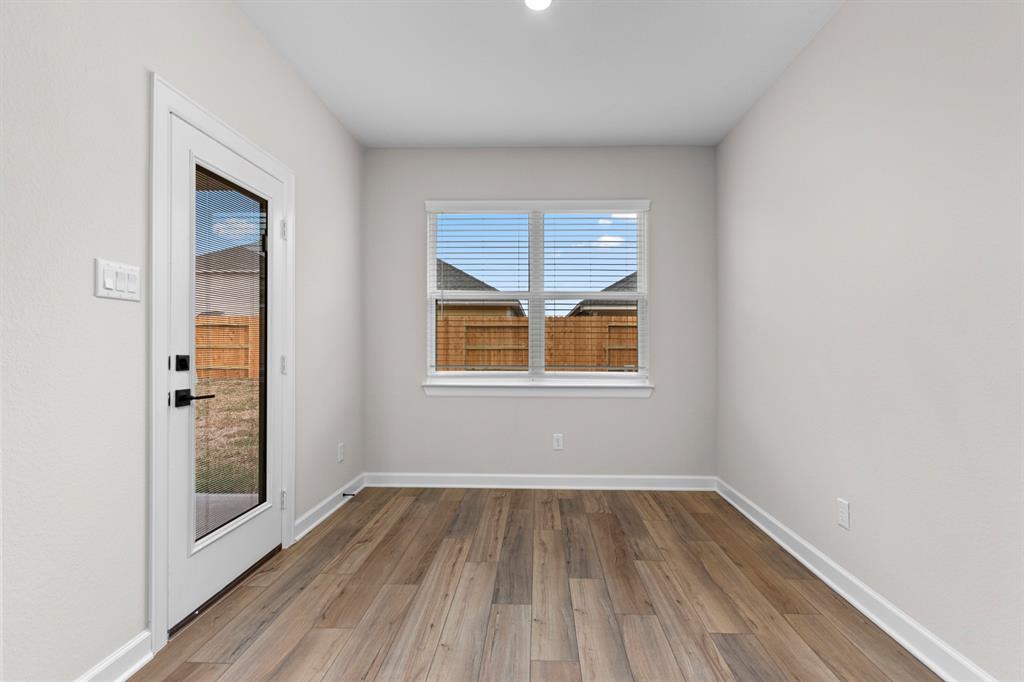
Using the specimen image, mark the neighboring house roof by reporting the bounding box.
[567,272,638,316]
[196,245,262,274]
[436,259,525,316]
[437,259,497,290]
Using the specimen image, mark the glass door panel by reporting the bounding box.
[193,165,268,541]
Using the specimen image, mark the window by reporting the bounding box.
[426,200,650,396]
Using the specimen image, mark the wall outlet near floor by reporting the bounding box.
[837,497,850,530]
[337,442,345,463]
[552,433,564,450]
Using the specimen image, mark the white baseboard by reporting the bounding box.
[361,471,717,490]
[77,630,152,682]
[293,473,365,541]
[715,480,995,682]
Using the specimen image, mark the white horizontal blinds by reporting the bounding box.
[434,299,529,371]
[543,299,641,372]
[542,211,644,373]
[428,204,648,376]
[193,165,267,540]
[434,212,529,292]
[544,212,639,293]
[430,212,530,372]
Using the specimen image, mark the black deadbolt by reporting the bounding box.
[175,355,190,371]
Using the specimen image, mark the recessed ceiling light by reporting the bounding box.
[525,0,552,11]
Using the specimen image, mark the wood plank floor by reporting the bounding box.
[133,488,940,682]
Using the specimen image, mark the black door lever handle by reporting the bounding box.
[174,389,217,408]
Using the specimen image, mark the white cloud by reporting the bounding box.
[611,213,637,219]
[597,218,613,225]
[594,234,624,247]
[212,217,259,239]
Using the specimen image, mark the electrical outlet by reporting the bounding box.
[552,433,564,450]
[837,497,850,530]
[337,442,345,463]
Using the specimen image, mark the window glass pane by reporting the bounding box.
[194,165,267,540]
[435,299,529,371]
[436,213,529,291]
[545,299,638,372]
[544,213,637,292]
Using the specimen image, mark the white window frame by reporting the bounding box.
[423,199,653,398]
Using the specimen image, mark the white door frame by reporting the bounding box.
[149,73,296,652]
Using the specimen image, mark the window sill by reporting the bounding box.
[422,377,654,398]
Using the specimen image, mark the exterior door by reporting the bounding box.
[167,115,285,628]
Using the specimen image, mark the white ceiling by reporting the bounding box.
[239,0,840,148]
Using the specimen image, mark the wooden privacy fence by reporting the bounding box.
[195,315,261,379]
[436,314,638,372]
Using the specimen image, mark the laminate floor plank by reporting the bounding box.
[321,583,419,682]
[131,489,934,682]
[791,579,941,681]
[245,487,389,589]
[268,627,351,682]
[531,529,578,661]
[634,560,735,682]
[318,501,430,628]
[693,511,818,615]
[468,489,512,562]
[130,586,263,682]
[711,633,789,682]
[387,500,460,585]
[785,614,890,682]
[568,578,634,682]
[604,491,662,560]
[674,490,718,515]
[425,561,498,682]
[218,573,350,682]
[530,660,582,682]
[446,488,487,537]
[323,495,415,574]
[626,491,669,523]
[702,497,814,580]
[692,541,839,681]
[579,490,610,514]
[561,510,601,580]
[643,519,749,634]
[190,521,361,663]
[377,536,472,681]
[414,487,445,504]
[161,662,229,682]
[620,614,685,681]
[479,604,531,682]
[493,508,534,604]
[588,513,654,615]
[440,488,466,502]
[652,491,711,541]
[509,488,536,510]
[536,489,563,530]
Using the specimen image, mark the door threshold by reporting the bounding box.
[168,544,281,637]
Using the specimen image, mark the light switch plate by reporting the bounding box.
[95,258,141,301]
[837,497,851,530]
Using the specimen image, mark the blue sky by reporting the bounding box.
[436,212,637,294]
[195,190,265,255]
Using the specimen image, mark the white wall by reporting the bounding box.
[0,2,364,678]
[362,148,716,477]
[717,2,1023,679]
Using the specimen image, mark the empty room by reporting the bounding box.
[1,0,1021,680]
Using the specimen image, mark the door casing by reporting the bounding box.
[150,73,296,653]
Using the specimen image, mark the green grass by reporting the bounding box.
[194,377,261,495]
